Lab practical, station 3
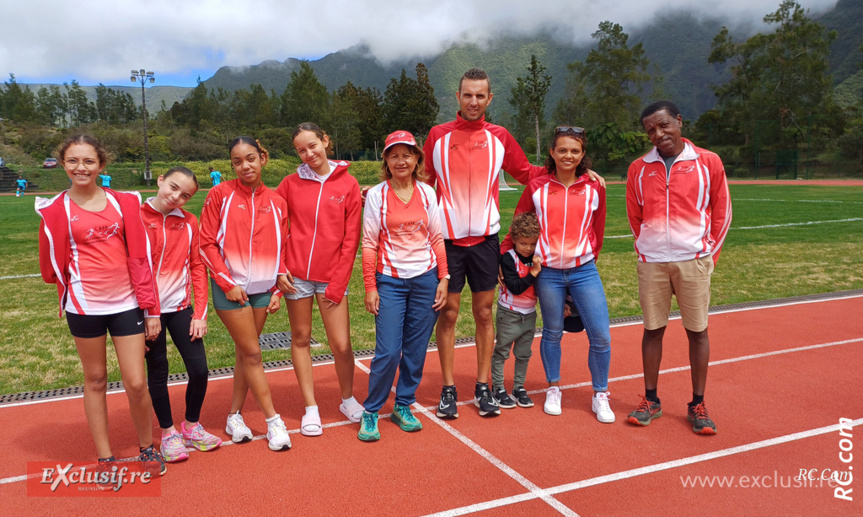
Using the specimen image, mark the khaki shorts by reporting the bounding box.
[637,256,714,332]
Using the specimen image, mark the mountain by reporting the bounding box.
[817,0,863,85]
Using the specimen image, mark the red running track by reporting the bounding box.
[1,294,861,516]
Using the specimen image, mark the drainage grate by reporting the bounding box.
[3,289,861,405]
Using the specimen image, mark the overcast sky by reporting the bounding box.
[0,0,838,88]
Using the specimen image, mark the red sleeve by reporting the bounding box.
[591,181,607,260]
[625,161,643,242]
[498,127,545,185]
[199,187,236,294]
[421,130,439,189]
[187,214,209,321]
[362,247,377,293]
[38,220,58,285]
[119,192,161,316]
[500,183,539,253]
[707,155,732,265]
[274,178,291,278]
[323,177,362,305]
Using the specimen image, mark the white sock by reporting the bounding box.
[304,406,320,418]
[342,396,358,407]
[265,414,282,425]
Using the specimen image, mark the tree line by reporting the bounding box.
[1,1,861,171]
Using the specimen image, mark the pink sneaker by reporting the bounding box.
[160,431,189,463]
[181,422,223,452]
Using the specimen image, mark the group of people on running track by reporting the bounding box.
[37,67,731,474]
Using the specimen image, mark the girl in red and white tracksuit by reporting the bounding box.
[36,134,166,472]
[141,166,222,463]
[502,127,614,423]
[274,122,362,437]
[199,137,292,451]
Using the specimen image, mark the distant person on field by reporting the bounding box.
[209,166,222,187]
[422,67,605,419]
[491,212,541,410]
[625,100,732,435]
[98,172,112,188]
[16,174,27,197]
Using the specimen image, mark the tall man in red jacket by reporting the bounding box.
[625,100,732,435]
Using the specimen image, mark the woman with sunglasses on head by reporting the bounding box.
[501,126,614,422]
[357,131,449,442]
[36,134,166,475]
[274,122,363,437]
[199,136,293,451]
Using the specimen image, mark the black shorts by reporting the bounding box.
[66,308,146,338]
[445,234,500,293]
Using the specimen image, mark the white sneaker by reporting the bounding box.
[543,387,562,416]
[592,391,615,423]
[339,397,365,423]
[225,412,253,443]
[266,415,292,451]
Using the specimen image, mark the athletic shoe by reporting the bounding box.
[474,383,501,417]
[96,456,116,488]
[592,391,616,423]
[339,398,365,423]
[543,387,562,415]
[436,386,459,419]
[627,396,663,426]
[512,387,534,408]
[266,415,292,451]
[225,412,253,443]
[181,422,222,452]
[160,431,189,463]
[139,445,167,476]
[493,386,517,409]
[391,404,423,432]
[687,402,717,435]
[358,411,380,442]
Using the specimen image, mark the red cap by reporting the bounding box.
[384,130,418,152]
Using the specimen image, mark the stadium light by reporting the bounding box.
[131,69,155,186]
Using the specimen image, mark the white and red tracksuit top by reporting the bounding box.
[361,180,449,292]
[423,112,544,245]
[36,188,160,317]
[498,249,537,315]
[142,199,208,320]
[503,172,606,269]
[199,179,288,296]
[626,139,732,265]
[275,161,361,305]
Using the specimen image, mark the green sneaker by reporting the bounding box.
[391,404,423,432]
[358,411,380,442]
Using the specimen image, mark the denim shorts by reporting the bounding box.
[283,277,349,300]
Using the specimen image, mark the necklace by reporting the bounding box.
[393,181,414,203]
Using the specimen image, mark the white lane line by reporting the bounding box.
[352,360,579,517]
[605,217,863,239]
[425,419,863,517]
[0,274,40,280]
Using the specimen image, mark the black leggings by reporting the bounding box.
[145,307,209,429]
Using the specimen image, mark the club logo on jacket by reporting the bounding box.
[674,165,695,175]
[148,223,158,229]
[648,171,659,177]
[472,140,489,150]
[329,195,345,204]
[83,223,120,243]
[70,215,80,222]
[259,205,272,214]
[394,220,425,236]
[170,223,185,231]
[237,204,246,210]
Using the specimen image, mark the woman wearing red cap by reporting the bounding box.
[357,130,449,442]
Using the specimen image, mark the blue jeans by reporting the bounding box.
[364,269,440,413]
[534,261,611,390]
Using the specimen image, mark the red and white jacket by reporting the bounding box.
[141,199,208,320]
[503,173,606,269]
[275,161,361,305]
[423,113,544,245]
[36,188,160,317]
[626,139,732,264]
[361,180,448,292]
[199,179,288,296]
[498,249,537,315]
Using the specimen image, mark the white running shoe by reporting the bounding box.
[543,387,562,416]
[592,391,616,423]
[266,415,292,451]
[225,412,253,443]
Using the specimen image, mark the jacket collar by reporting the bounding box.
[144,197,185,218]
[643,138,699,164]
[454,111,487,131]
[296,160,350,182]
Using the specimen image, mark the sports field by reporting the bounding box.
[1,180,862,395]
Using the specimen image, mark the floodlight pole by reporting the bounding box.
[131,69,155,186]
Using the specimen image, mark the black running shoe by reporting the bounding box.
[512,387,534,408]
[436,386,459,419]
[139,445,167,476]
[474,383,501,416]
[493,386,516,409]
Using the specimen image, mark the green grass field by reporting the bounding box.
[1,182,862,394]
